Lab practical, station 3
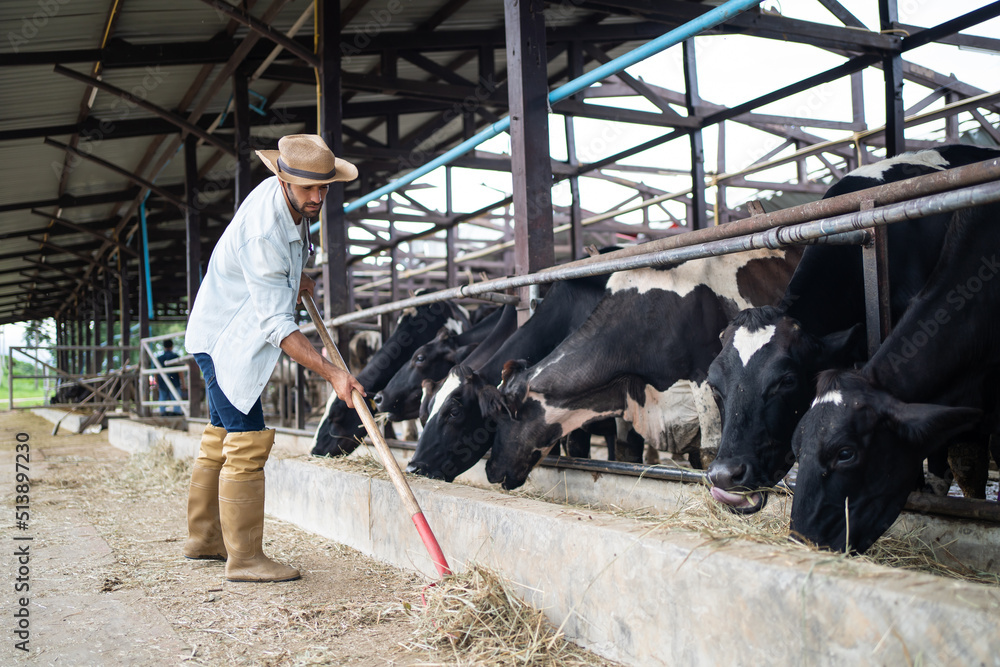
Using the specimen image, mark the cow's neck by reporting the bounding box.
[867,217,1000,405]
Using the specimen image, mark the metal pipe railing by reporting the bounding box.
[310,0,765,233]
[299,157,1000,332]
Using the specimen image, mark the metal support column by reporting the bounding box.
[860,201,891,357]
[445,166,458,287]
[683,39,706,229]
[716,121,727,224]
[850,71,865,171]
[184,133,203,417]
[136,231,149,343]
[93,288,103,373]
[319,0,349,349]
[233,66,252,209]
[119,257,130,362]
[565,40,584,259]
[504,0,554,321]
[880,0,905,156]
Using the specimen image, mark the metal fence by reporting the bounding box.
[5,344,140,413]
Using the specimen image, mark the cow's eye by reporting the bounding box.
[415,354,426,364]
[835,447,856,465]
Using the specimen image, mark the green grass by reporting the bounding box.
[1,373,52,409]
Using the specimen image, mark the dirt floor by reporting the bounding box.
[0,411,618,666]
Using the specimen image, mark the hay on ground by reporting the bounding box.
[408,563,615,667]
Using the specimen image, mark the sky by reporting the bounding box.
[4,0,998,348]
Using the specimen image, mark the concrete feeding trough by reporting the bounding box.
[89,415,1000,666]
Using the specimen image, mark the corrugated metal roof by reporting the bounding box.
[0,0,110,52]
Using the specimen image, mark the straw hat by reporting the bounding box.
[255,134,357,185]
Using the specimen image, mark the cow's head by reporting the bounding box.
[405,365,509,481]
[706,306,863,513]
[311,389,365,457]
[790,370,980,553]
[374,328,465,421]
[311,297,469,458]
[485,360,565,490]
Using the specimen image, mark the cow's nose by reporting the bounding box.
[707,459,746,490]
[373,392,384,408]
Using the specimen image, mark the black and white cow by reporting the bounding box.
[373,304,516,422]
[311,297,471,457]
[706,144,1000,513]
[486,247,802,490]
[405,271,614,481]
[790,202,1000,553]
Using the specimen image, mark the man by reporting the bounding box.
[156,339,182,416]
[184,134,365,582]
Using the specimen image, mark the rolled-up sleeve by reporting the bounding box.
[238,236,300,348]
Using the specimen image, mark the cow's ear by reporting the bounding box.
[419,378,442,425]
[498,360,531,411]
[884,401,981,456]
[500,359,528,388]
[479,384,512,420]
[818,323,865,367]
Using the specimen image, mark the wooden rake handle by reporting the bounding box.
[301,292,451,577]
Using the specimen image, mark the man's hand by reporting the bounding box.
[279,330,366,409]
[298,273,316,304]
[326,366,367,410]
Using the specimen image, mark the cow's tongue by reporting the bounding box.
[710,486,759,508]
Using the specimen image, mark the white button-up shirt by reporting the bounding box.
[186,176,309,414]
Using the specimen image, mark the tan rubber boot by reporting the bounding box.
[219,430,300,582]
[183,424,228,560]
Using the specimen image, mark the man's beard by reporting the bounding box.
[284,183,321,221]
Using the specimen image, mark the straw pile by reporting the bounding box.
[408,564,616,667]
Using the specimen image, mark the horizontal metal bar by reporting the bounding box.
[459,291,521,305]
[543,455,709,485]
[12,345,138,351]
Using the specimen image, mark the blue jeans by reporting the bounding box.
[194,353,266,432]
[157,385,183,416]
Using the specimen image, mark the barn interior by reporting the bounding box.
[3,1,1000,664]
[2,0,997,422]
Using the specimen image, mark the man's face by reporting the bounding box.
[283,182,329,220]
